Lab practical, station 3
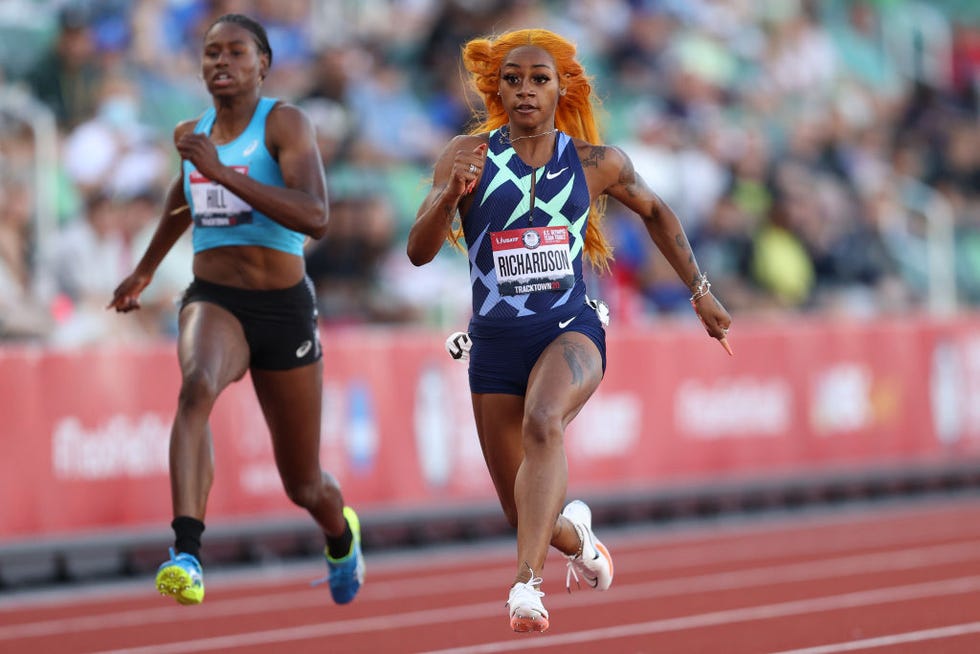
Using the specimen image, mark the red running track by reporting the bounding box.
[4,497,980,653]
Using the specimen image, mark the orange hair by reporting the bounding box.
[454,28,613,271]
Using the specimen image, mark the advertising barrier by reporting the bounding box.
[2,315,980,541]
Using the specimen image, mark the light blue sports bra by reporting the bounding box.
[183,97,305,256]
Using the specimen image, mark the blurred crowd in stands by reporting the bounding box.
[0,0,977,345]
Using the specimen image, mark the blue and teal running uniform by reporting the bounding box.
[462,128,591,322]
[461,128,607,395]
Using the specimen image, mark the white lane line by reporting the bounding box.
[92,601,505,654]
[5,539,980,642]
[770,621,980,653]
[419,576,980,654]
[7,502,980,612]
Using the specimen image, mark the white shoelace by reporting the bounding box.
[565,522,586,592]
[565,558,582,592]
[508,575,546,615]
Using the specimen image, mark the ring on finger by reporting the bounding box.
[468,164,477,174]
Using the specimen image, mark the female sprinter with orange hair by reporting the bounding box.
[408,29,731,633]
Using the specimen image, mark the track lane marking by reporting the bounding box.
[771,621,980,653]
[8,501,980,613]
[420,576,980,654]
[5,539,980,641]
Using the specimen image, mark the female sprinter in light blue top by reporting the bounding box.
[408,28,732,633]
[109,13,363,608]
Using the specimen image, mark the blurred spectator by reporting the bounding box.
[123,189,193,338]
[763,4,838,99]
[726,127,775,223]
[618,110,727,234]
[951,23,980,103]
[345,45,450,167]
[958,218,980,306]
[416,0,495,76]
[929,118,980,200]
[253,0,315,99]
[690,196,761,314]
[751,198,816,310]
[22,3,105,129]
[864,185,928,306]
[827,0,903,97]
[305,191,419,325]
[0,174,53,340]
[604,5,675,104]
[418,59,478,137]
[129,0,201,80]
[42,190,137,347]
[0,0,978,344]
[300,96,354,171]
[60,72,169,200]
[303,44,352,107]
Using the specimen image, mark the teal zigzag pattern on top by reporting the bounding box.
[481,146,588,260]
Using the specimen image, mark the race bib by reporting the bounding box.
[190,167,253,227]
[490,226,574,295]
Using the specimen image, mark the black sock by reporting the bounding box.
[172,516,205,561]
[326,522,353,559]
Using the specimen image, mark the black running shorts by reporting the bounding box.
[180,276,322,370]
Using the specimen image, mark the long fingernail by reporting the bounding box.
[720,337,733,356]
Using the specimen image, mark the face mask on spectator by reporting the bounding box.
[98,96,138,128]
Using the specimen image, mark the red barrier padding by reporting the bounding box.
[2,315,980,540]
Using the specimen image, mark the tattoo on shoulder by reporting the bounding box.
[581,146,607,169]
[617,153,637,189]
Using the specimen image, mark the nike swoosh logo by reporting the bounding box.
[243,140,258,156]
[558,316,576,329]
[546,167,568,180]
[295,340,312,358]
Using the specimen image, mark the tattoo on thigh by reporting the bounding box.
[561,340,594,385]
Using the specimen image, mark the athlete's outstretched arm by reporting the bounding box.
[597,145,731,340]
[108,122,197,312]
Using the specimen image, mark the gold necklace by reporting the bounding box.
[499,125,557,146]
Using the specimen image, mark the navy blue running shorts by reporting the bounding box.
[180,276,322,371]
[467,299,606,396]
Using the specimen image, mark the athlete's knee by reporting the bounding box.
[522,405,564,448]
[177,367,222,412]
[281,476,325,511]
[283,473,342,513]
